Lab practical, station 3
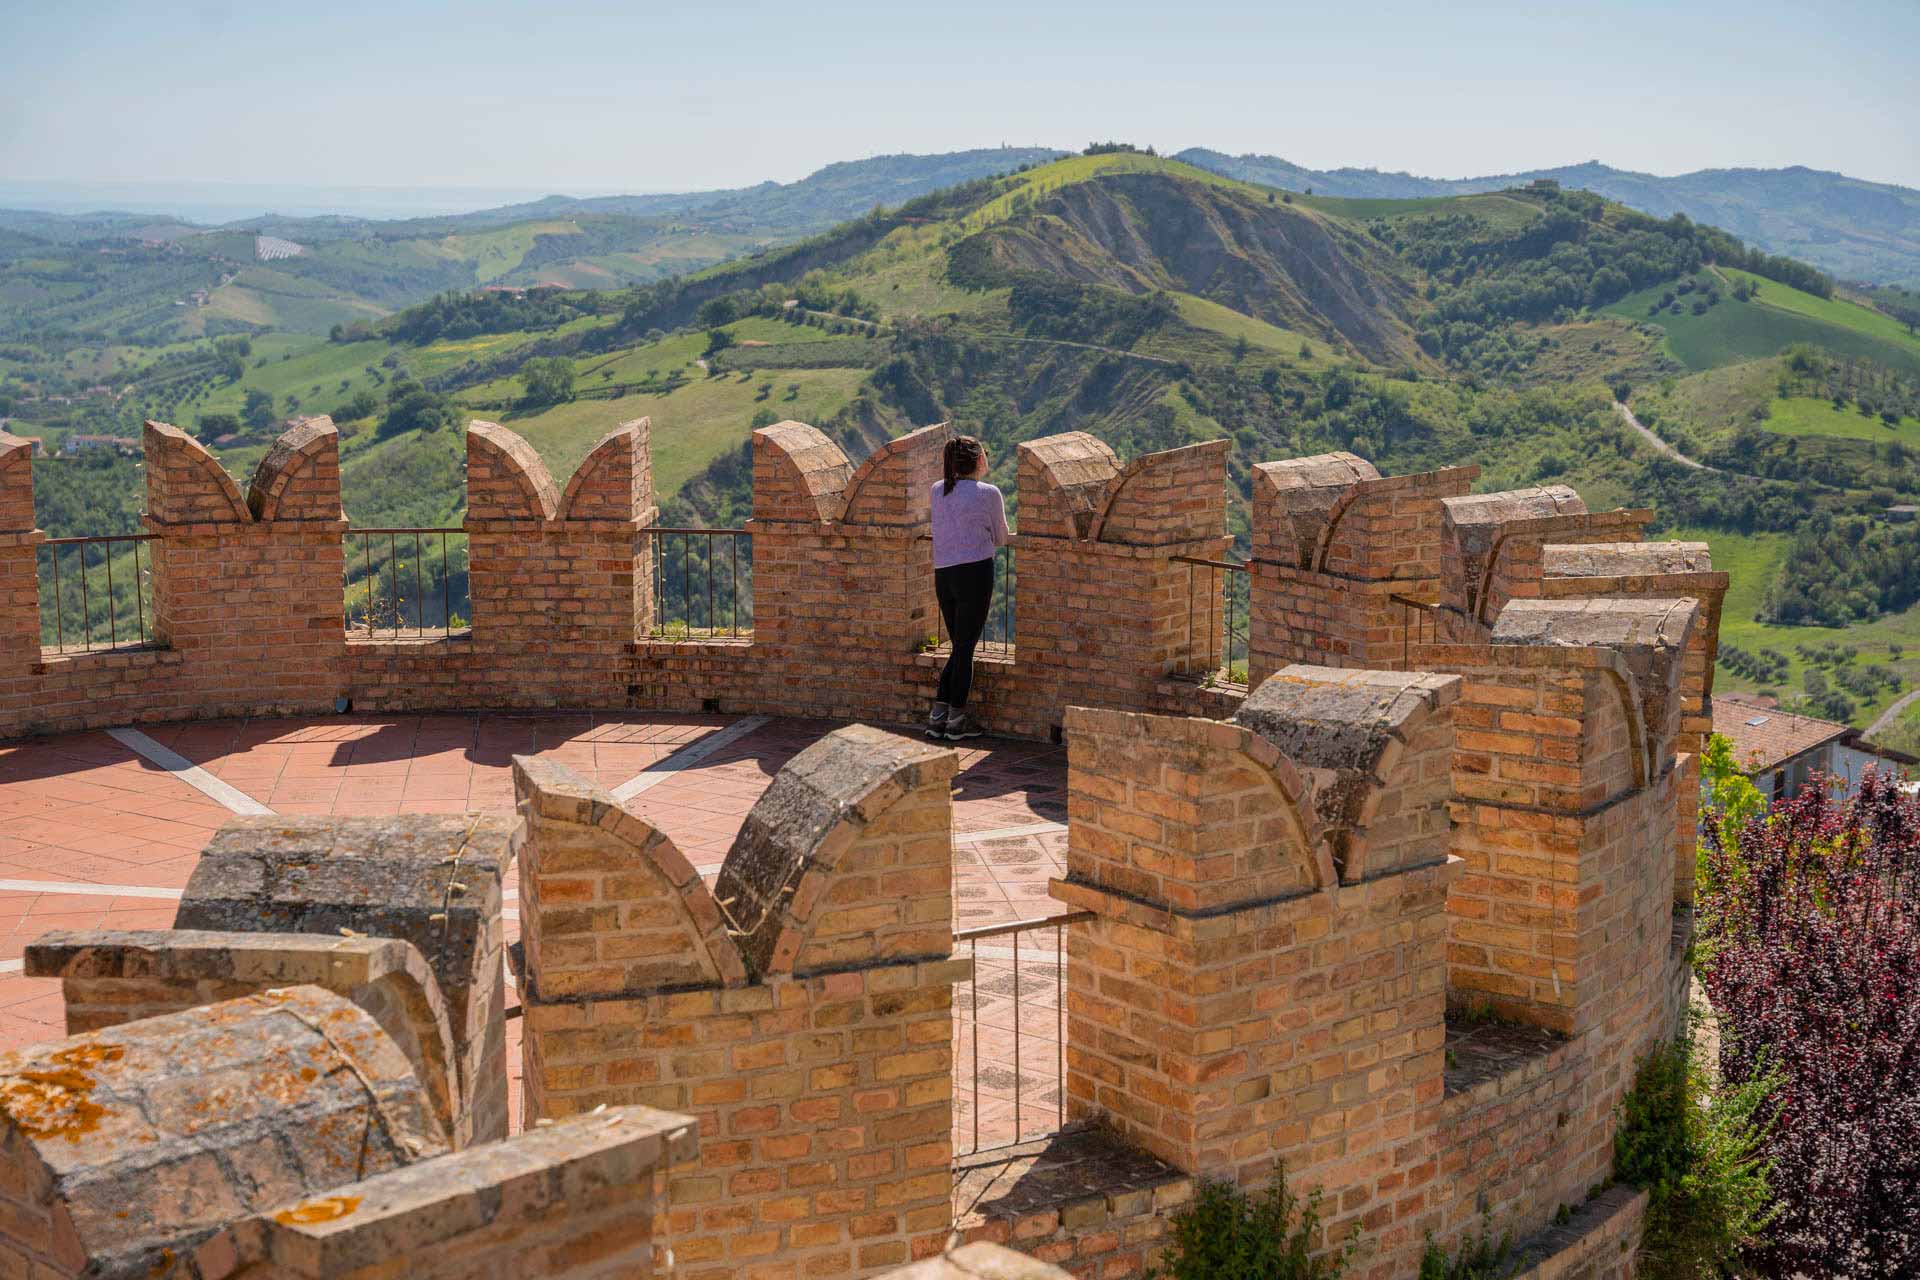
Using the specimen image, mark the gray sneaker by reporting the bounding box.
[926,702,951,739]
[943,710,985,740]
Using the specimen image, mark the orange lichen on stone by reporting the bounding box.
[0,1065,111,1142]
[274,1194,363,1226]
[51,1040,125,1070]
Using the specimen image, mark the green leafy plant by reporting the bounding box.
[1696,732,1765,909]
[1614,1030,1777,1279]
[1152,1166,1354,1280]
[1418,1213,1511,1279]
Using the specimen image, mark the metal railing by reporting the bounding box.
[345,528,470,638]
[38,534,158,653]
[1390,592,1441,667]
[648,527,751,638]
[1173,554,1248,684]
[952,909,1092,1155]
[930,544,1015,657]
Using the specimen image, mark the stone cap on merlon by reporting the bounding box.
[25,927,440,993]
[1233,665,1461,882]
[0,987,446,1279]
[1543,541,1713,578]
[175,814,511,1018]
[235,1103,697,1277]
[513,724,959,992]
[24,928,464,1150]
[716,723,956,978]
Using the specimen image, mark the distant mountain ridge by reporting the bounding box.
[1176,149,1920,287]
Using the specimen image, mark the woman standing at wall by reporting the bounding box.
[928,436,1010,740]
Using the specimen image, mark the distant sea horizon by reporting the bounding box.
[0,179,657,225]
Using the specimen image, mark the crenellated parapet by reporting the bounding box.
[1437,486,1655,637]
[514,725,965,1277]
[1541,541,1729,903]
[1054,641,1693,1276]
[1002,436,1232,734]
[143,417,346,721]
[1052,673,1459,1265]
[742,420,951,720]
[1246,455,1478,681]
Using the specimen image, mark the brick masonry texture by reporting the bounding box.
[0,423,1727,1278]
[516,726,966,1278]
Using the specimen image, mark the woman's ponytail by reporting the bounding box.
[942,436,983,495]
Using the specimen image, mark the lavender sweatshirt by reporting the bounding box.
[930,478,1010,569]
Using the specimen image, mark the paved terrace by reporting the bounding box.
[0,711,1069,1147]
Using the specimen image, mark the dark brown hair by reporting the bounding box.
[942,435,984,495]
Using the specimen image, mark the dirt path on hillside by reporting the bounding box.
[1867,687,1920,740]
[1615,400,1712,470]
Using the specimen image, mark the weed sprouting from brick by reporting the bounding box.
[1419,1213,1510,1280]
[1150,1166,1354,1280]
[1612,1028,1776,1278]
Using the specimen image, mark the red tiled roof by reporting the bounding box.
[1712,701,1848,774]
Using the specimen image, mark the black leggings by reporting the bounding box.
[935,558,995,708]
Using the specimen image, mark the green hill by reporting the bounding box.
[17,150,1920,734]
[1603,268,1920,375]
[1179,151,1920,289]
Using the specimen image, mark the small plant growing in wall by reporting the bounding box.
[1151,1165,1354,1280]
[1613,1029,1776,1279]
[1418,1213,1511,1280]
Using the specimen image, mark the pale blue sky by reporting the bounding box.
[4,0,1915,196]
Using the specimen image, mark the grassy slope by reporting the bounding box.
[452,320,869,496]
[1668,523,1920,726]
[1764,395,1920,445]
[1604,270,1920,375]
[439,220,581,283]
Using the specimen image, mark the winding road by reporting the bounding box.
[1614,400,1712,470]
[1867,687,1920,741]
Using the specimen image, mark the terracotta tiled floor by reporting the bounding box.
[0,711,1070,1147]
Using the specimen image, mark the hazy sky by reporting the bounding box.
[5,0,1916,196]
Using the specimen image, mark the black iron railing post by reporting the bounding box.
[951,909,1093,1156]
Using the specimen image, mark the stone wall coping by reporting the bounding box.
[631,636,755,655]
[951,1128,1189,1232]
[239,1104,697,1275]
[1541,570,1730,598]
[1542,540,1712,577]
[1489,597,1699,653]
[343,633,473,653]
[518,953,973,1013]
[1050,855,1456,940]
[25,927,430,989]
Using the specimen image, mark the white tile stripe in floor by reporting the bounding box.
[608,715,770,801]
[106,726,276,816]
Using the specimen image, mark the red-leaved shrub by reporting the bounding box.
[1701,769,1920,1277]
